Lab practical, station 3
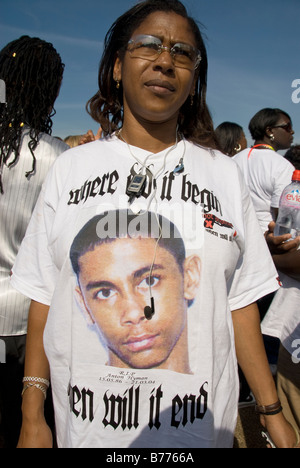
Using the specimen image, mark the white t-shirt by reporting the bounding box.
[0,129,68,335]
[234,147,294,233]
[261,273,300,362]
[11,136,279,448]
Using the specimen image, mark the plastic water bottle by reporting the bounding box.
[274,170,300,238]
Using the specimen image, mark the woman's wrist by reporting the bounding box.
[255,400,282,416]
[21,385,46,423]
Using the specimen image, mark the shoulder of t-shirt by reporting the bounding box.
[188,141,238,166]
[232,148,249,161]
[234,147,294,166]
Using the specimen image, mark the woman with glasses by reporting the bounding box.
[12,1,298,448]
[234,108,295,234]
[234,107,296,412]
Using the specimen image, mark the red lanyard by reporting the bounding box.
[248,144,275,159]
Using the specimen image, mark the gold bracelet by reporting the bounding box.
[21,383,47,400]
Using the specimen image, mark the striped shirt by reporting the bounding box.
[0,129,68,335]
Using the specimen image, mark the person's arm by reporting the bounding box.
[272,250,300,281]
[17,300,52,448]
[232,302,299,448]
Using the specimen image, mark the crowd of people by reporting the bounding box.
[0,0,299,449]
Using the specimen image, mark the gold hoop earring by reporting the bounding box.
[234,143,242,153]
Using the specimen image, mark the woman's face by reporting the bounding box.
[270,113,294,150]
[114,11,198,127]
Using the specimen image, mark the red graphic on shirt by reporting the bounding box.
[204,214,233,230]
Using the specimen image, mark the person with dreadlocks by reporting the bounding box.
[0,35,68,447]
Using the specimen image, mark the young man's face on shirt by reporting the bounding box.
[75,237,200,373]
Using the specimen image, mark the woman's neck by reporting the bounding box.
[120,117,179,153]
[254,139,278,152]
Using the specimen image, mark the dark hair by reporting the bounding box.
[70,210,186,277]
[249,108,291,141]
[284,145,300,170]
[0,35,64,193]
[86,0,218,149]
[215,122,244,156]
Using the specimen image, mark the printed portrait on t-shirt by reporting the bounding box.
[69,209,201,375]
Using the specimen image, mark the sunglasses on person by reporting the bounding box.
[127,35,202,70]
[272,122,293,133]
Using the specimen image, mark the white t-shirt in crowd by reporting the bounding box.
[262,272,300,362]
[234,147,294,233]
[0,129,68,335]
[11,136,279,448]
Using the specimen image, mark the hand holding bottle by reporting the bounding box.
[274,170,300,239]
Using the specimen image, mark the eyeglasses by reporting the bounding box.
[272,122,293,133]
[126,35,201,70]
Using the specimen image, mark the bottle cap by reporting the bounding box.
[292,170,300,181]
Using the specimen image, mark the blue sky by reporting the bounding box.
[1,0,300,145]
